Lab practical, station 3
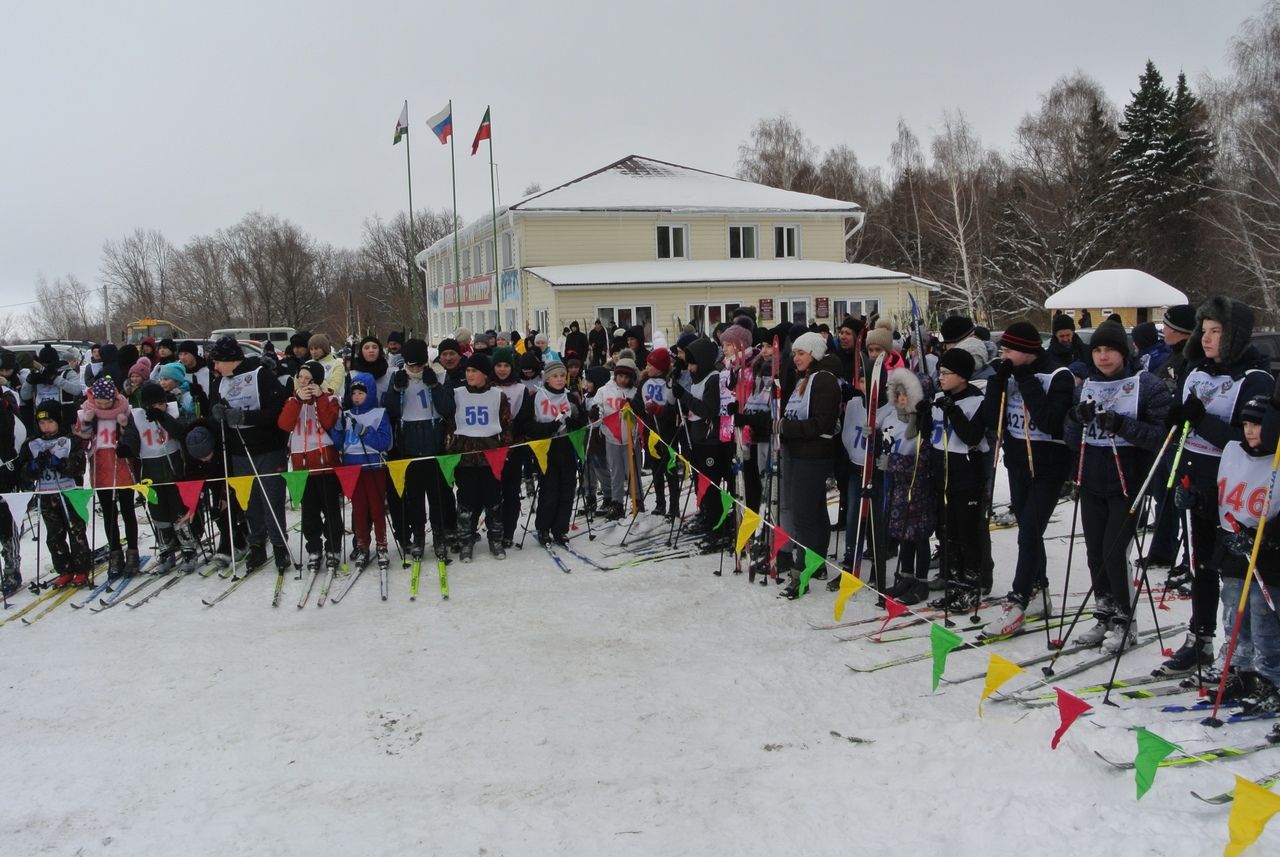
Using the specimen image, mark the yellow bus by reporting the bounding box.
[124,319,188,343]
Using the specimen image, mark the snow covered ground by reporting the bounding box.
[0,480,1275,857]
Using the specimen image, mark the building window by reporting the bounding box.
[774,225,799,259]
[832,298,881,322]
[689,302,742,333]
[461,252,471,280]
[728,225,757,259]
[534,308,550,336]
[779,297,808,325]
[504,308,518,334]
[485,239,496,274]
[656,224,687,260]
[473,245,484,276]
[502,232,514,268]
[595,305,655,340]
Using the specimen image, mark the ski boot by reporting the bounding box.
[989,596,1028,637]
[1156,632,1214,675]
[433,539,449,563]
[535,530,551,546]
[349,544,371,569]
[173,525,201,574]
[245,543,269,571]
[326,552,344,576]
[458,511,475,563]
[71,572,89,587]
[551,532,570,548]
[779,577,802,600]
[0,568,20,598]
[603,502,625,522]
[273,544,291,572]
[107,550,126,580]
[306,552,323,574]
[51,572,75,588]
[487,510,506,559]
[376,545,390,571]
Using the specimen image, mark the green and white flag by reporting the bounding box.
[393,101,409,145]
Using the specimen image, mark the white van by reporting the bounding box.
[209,327,297,354]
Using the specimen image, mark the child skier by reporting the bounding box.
[884,364,935,605]
[492,347,532,548]
[446,352,512,561]
[278,361,342,575]
[581,365,611,518]
[22,400,92,586]
[523,359,587,545]
[75,378,140,579]
[119,382,198,573]
[1064,320,1171,652]
[334,372,393,571]
[593,357,643,520]
[638,348,682,519]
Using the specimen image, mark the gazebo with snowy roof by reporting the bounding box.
[1046,269,1188,328]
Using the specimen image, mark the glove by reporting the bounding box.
[936,396,959,418]
[1165,401,1183,429]
[725,401,739,417]
[1174,483,1199,512]
[1012,361,1036,381]
[1224,524,1257,557]
[1182,395,1206,427]
[670,380,685,399]
[392,370,409,391]
[993,360,1013,385]
[1071,400,1097,425]
[422,367,438,387]
[356,423,370,438]
[733,411,749,427]
[915,398,933,427]
[33,450,50,471]
[1096,410,1124,434]
[145,406,164,422]
[47,455,65,471]
[210,402,229,424]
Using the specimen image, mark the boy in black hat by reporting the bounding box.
[446,352,511,561]
[1048,314,1090,370]
[21,400,92,587]
[984,321,1075,635]
[22,345,84,429]
[385,331,405,369]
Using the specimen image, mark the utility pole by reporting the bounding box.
[103,284,111,343]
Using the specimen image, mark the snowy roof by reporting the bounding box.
[511,155,863,214]
[1045,269,1187,309]
[524,259,938,289]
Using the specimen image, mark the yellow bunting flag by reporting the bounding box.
[227,475,255,511]
[647,429,662,459]
[131,479,158,504]
[384,458,411,497]
[833,572,864,621]
[528,438,551,473]
[735,508,761,554]
[978,654,1025,716]
[1225,775,1280,857]
[679,455,691,479]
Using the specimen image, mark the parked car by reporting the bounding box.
[1251,331,1280,374]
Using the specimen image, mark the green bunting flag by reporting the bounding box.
[1134,727,1180,799]
[666,444,678,472]
[62,488,94,524]
[714,489,733,530]
[797,547,825,597]
[436,453,462,487]
[568,427,587,462]
[930,624,965,690]
[282,470,309,506]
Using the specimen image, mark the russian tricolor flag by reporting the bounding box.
[426,104,452,144]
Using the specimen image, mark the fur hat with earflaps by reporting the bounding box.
[1184,295,1257,367]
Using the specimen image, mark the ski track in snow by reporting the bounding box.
[0,481,1270,857]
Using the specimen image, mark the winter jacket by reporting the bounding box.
[983,351,1075,481]
[382,365,453,458]
[278,388,341,470]
[1047,334,1092,371]
[20,430,84,491]
[445,381,512,465]
[779,353,842,460]
[331,372,392,466]
[927,382,988,490]
[522,386,588,468]
[316,352,345,398]
[119,402,186,484]
[208,355,289,457]
[1176,346,1273,499]
[75,393,136,488]
[1139,341,1172,375]
[674,338,726,447]
[1064,365,1172,499]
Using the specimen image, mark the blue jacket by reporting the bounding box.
[332,372,392,465]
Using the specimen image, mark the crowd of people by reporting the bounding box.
[2,302,1279,732]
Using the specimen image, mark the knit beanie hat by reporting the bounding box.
[1163,305,1196,336]
[958,337,989,373]
[158,363,187,384]
[208,336,244,362]
[1131,321,1159,350]
[838,316,865,336]
[520,351,543,373]
[938,347,976,380]
[613,357,638,378]
[491,346,516,367]
[158,338,176,352]
[1239,394,1269,426]
[542,359,567,381]
[465,352,493,376]
[999,321,1042,354]
[129,357,153,378]
[646,348,672,374]
[300,360,325,384]
[865,319,894,353]
[792,331,828,361]
[437,338,462,357]
[401,339,429,365]
[140,382,167,407]
[89,378,117,400]
[177,339,200,357]
[185,426,214,459]
[1052,313,1075,333]
[289,332,311,349]
[34,400,62,426]
[36,345,63,368]
[940,315,976,344]
[386,330,404,344]
[1089,319,1130,355]
[719,324,752,353]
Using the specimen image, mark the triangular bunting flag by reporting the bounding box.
[602,410,623,442]
[131,479,158,504]
[1133,727,1180,800]
[334,464,362,499]
[696,473,713,504]
[176,480,205,515]
[483,447,510,482]
[884,595,908,621]
[62,487,94,524]
[797,547,825,597]
[1225,775,1280,857]
[437,453,462,487]
[384,458,411,497]
[568,427,587,462]
[1050,689,1092,749]
[2,492,33,518]
[735,508,761,555]
[646,429,662,459]
[714,490,734,530]
[979,654,1025,716]
[770,527,791,562]
[527,439,551,474]
[281,470,309,506]
[930,624,965,690]
[833,572,864,621]
[227,476,255,511]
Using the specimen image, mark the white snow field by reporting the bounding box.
[0,489,1274,857]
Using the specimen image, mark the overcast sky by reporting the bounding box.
[0,0,1258,322]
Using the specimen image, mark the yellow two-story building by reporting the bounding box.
[416,155,935,346]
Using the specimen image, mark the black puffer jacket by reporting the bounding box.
[779,352,842,459]
[1064,364,1171,499]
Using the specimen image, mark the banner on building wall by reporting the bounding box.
[499,270,520,305]
[759,298,774,321]
[443,275,493,308]
[815,297,829,319]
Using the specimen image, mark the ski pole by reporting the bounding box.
[1055,422,1089,641]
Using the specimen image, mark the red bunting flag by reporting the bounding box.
[483,447,509,482]
[334,464,362,500]
[883,595,908,624]
[770,527,792,562]
[602,410,623,442]
[176,480,205,515]
[1050,688,1092,749]
[696,472,713,504]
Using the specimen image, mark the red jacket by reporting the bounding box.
[278,391,341,470]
